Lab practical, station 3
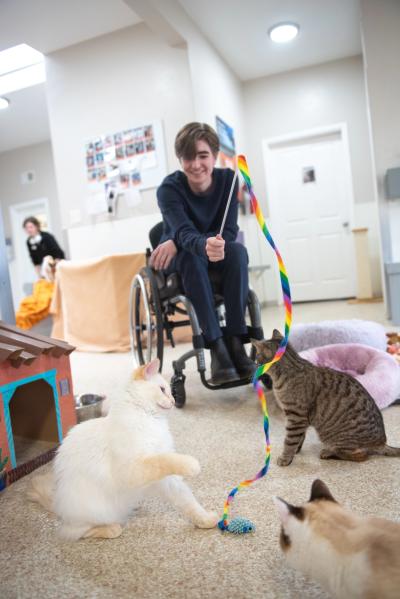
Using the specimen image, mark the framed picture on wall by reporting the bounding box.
[215,115,237,170]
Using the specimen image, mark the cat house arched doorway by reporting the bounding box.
[9,379,59,465]
[2,371,63,468]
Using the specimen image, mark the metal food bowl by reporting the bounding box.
[75,394,106,423]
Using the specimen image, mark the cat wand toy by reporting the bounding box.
[218,155,292,534]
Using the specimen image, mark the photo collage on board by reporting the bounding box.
[85,124,156,189]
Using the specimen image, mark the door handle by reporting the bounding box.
[342,222,349,228]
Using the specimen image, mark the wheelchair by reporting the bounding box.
[129,222,265,408]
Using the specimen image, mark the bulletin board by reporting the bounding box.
[84,120,167,195]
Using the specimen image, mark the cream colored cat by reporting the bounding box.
[28,358,218,540]
[274,479,400,599]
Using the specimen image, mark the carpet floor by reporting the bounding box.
[1,301,399,599]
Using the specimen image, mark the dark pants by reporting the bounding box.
[169,242,249,343]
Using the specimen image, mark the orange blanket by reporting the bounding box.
[16,279,55,330]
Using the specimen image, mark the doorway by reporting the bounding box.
[263,123,356,302]
[9,197,51,305]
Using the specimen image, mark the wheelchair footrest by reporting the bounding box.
[200,370,252,390]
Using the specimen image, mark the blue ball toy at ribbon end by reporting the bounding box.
[223,517,255,534]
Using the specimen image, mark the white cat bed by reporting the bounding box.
[290,319,387,353]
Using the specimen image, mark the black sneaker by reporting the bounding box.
[225,336,257,379]
[209,338,240,385]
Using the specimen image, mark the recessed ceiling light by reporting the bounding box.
[0,96,10,110]
[269,22,299,44]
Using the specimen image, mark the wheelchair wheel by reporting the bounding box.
[130,266,164,370]
[171,373,186,408]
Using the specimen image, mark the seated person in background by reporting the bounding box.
[23,216,65,280]
[151,122,255,385]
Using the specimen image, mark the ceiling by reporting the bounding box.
[179,0,362,81]
[0,0,142,153]
[0,0,362,154]
[0,0,142,54]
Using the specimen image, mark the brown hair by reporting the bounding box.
[174,122,220,160]
[23,216,41,230]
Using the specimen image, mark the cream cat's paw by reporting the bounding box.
[194,510,219,529]
[277,455,293,467]
[178,455,201,477]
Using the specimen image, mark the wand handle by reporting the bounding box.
[219,170,238,237]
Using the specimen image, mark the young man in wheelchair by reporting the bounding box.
[150,122,256,385]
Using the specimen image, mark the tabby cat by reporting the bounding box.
[252,331,400,466]
[275,479,400,599]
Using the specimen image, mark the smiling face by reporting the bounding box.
[180,139,217,194]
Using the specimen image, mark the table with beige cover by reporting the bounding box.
[50,254,146,352]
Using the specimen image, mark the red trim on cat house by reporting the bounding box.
[0,321,76,486]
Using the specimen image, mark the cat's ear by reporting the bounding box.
[273,497,304,523]
[144,358,160,379]
[272,329,283,339]
[309,479,336,503]
[273,497,290,524]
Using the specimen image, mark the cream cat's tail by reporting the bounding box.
[27,470,54,512]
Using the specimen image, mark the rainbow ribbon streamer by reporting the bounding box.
[218,155,292,533]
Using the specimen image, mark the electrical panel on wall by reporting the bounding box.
[385,167,400,200]
[20,170,36,185]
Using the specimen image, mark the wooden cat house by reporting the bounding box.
[0,321,76,485]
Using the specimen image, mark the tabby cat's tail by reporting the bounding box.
[375,444,400,457]
[27,471,54,512]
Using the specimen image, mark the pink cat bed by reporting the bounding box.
[300,343,400,409]
[290,319,387,353]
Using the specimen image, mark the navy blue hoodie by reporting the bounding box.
[157,168,238,257]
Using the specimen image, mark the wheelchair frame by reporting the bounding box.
[129,250,265,408]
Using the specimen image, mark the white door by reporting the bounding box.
[9,198,51,305]
[264,127,356,302]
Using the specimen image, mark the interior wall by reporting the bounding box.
[0,141,61,245]
[360,0,400,264]
[127,0,246,151]
[45,22,195,256]
[0,141,63,305]
[0,204,15,322]
[2,6,389,308]
[243,55,382,298]
[186,38,245,152]
[127,0,259,287]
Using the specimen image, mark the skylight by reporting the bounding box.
[0,44,45,95]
